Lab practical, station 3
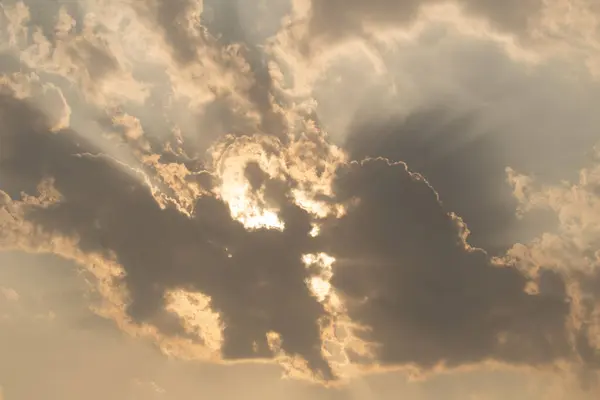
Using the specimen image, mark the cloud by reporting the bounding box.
[343,106,520,254]
[0,79,586,381]
[299,0,600,58]
[0,85,338,379]
[319,158,572,370]
[307,0,544,37]
[307,21,600,254]
[1,0,600,393]
[503,147,600,372]
[0,1,149,107]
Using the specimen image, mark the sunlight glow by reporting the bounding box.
[220,181,285,230]
[210,137,287,231]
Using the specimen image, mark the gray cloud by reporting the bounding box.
[147,0,289,140]
[1,0,600,393]
[320,158,572,369]
[0,91,335,379]
[202,0,291,138]
[6,251,591,400]
[306,0,543,44]
[0,252,329,400]
[153,0,203,64]
[344,106,521,254]
[1,82,584,381]
[504,153,600,379]
[312,26,600,254]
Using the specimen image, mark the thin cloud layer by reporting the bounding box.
[300,0,600,66]
[1,0,599,392]
[306,0,542,41]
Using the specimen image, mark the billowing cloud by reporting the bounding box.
[319,158,572,370]
[1,0,600,394]
[308,20,600,254]
[0,92,328,378]
[503,149,600,374]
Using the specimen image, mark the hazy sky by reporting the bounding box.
[1,0,600,399]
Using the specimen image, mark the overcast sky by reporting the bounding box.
[1,0,600,399]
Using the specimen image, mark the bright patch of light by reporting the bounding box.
[292,189,330,218]
[223,182,284,230]
[302,253,336,269]
[309,224,321,237]
[302,253,336,303]
[308,276,331,302]
[211,138,286,231]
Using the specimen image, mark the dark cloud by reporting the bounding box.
[306,0,544,45]
[344,106,553,255]
[314,30,600,257]
[320,158,572,369]
[345,106,515,253]
[0,0,597,382]
[0,91,333,380]
[0,86,592,379]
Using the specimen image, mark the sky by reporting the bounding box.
[0,0,600,399]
